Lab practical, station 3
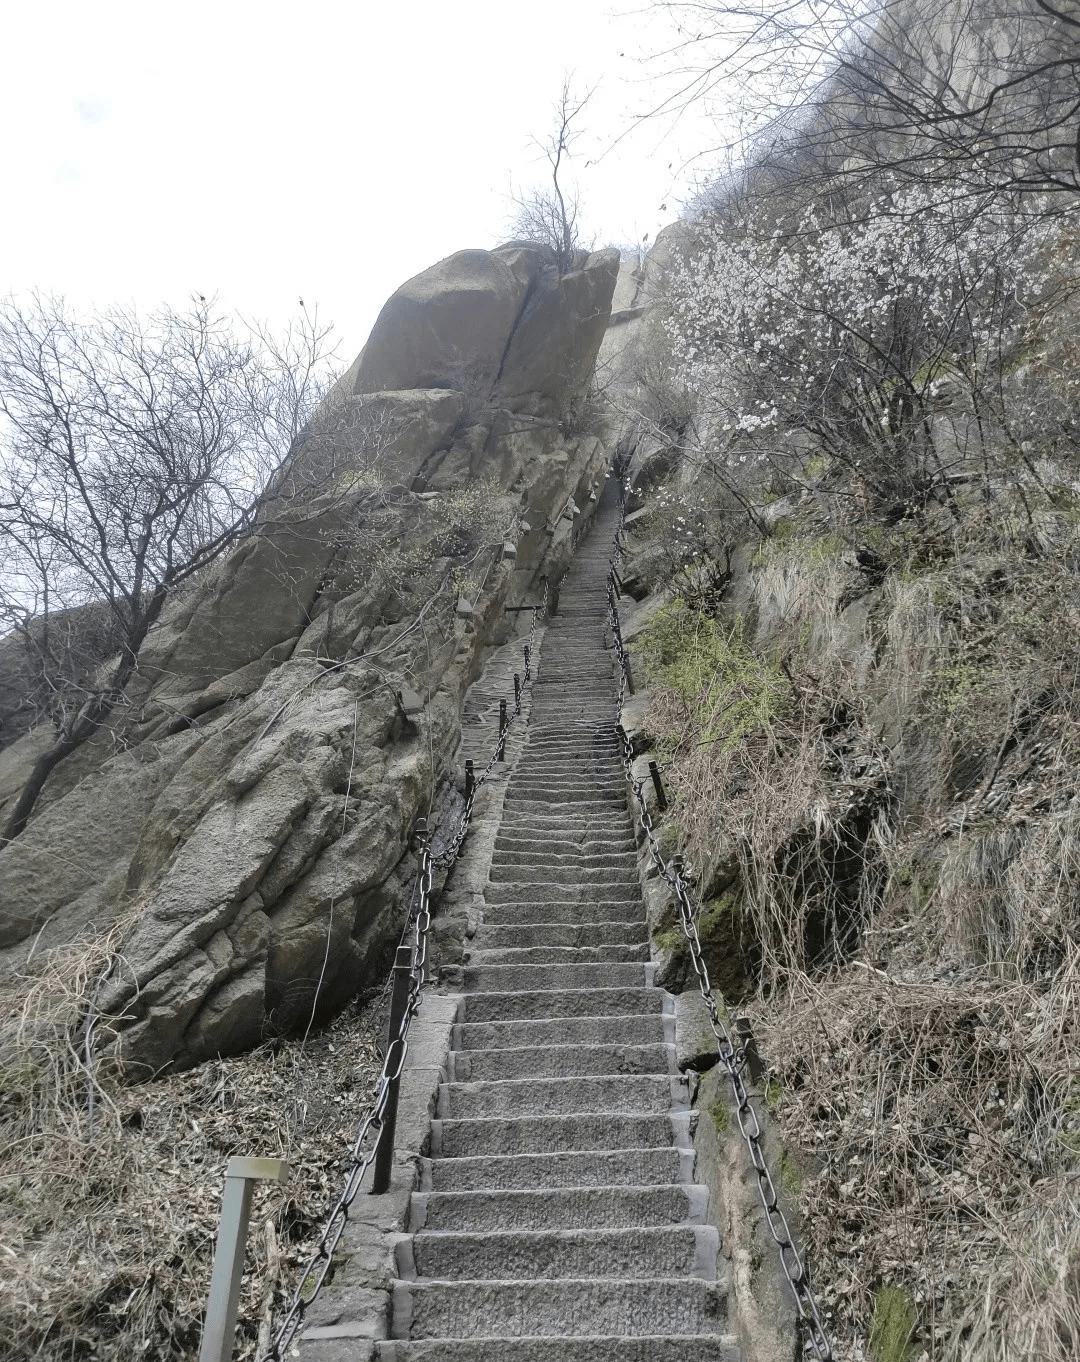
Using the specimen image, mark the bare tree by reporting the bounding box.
[512,80,593,273]
[648,0,1080,206]
[0,295,337,842]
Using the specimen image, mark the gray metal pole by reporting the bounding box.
[199,1156,289,1362]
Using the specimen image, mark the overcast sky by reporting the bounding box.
[0,0,725,365]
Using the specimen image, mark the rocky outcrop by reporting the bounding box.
[0,241,618,1076]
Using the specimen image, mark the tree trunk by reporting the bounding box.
[1,584,168,845]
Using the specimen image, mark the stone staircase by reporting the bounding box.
[377,495,742,1360]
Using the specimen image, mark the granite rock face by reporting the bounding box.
[0,241,618,1075]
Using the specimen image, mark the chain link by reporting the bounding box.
[259,582,549,1361]
[434,579,548,870]
[607,522,834,1362]
[258,830,433,1361]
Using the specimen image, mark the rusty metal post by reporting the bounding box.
[497,699,507,761]
[648,761,668,812]
[464,759,475,804]
[514,673,521,714]
[372,945,413,1194]
[523,644,531,681]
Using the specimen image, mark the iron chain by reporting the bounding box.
[258,832,434,1361]
[607,520,834,1362]
[259,583,548,1360]
[434,580,548,870]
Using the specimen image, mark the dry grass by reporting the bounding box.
[755,962,1080,1361]
[0,922,383,1361]
[630,490,1080,1358]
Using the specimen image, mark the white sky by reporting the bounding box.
[0,0,725,365]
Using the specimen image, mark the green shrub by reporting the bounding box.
[640,602,787,754]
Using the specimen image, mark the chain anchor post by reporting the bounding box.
[497,699,507,761]
[372,944,414,1194]
[523,643,531,681]
[464,759,475,805]
[199,1157,290,1362]
[647,761,668,812]
[514,673,521,714]
[735,1017,766,1084]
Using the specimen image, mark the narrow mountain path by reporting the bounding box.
[377,488,742,1360]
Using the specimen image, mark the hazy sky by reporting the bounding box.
[0,0,723,365]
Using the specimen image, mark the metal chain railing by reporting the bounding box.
[256,826,433,1362]
[606,514,834,1362]
[256,582,549,1362]
[434,578,548,870]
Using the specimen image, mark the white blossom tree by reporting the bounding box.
[663,183,1057,512]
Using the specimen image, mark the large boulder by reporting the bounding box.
[0,242,619,1076]
[351,245,549,397]
[494,248,620,414]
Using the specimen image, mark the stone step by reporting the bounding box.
[390,1276,729,1339]
[489,850,634,871]
[377,1334,742,1361]
[505,784,626,801]
[496,817,634,838]
[450,1040,675,1082]
[528,711,614,722]
[462,962,646,993]
[490,828,637,849]
[521,743,620,757]
[422,1149,691,1193]
[466,943,648,966]
[410,1183,708,1233]
[500,795,625,812]
[478,902,644,927]
[461,987,663,1022]
[428,1118,692,1169]
[487,864,638,888]
[471,922,646,951]
[437,1073,686,1120]
[452,1013,669,1052]
[484,881,638,907]
[407,1224,719,1281]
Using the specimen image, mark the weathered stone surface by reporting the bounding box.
[0,240,617,1074]
[494,249,620,415]
[352,247,545,397]
[675,990,719,1071]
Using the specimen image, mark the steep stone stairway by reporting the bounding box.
[378,496,742,1360]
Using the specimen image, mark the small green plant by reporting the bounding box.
[869,1285,918,1362]
[709,1099,730,1134]
[652,927,684,955]
[778,1148,802,1197]
[657,821,682,858]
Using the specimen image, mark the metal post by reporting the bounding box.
[464,759,475,804]
[648,761,668,812]
[735,1017,766,1084]
[372,945,414,1194]
[514,673,521,714]
[199,1156,290,1362]
[523,644,531,681]
[497,699,507,761]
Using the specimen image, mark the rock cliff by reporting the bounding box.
[0,241,619,1076]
